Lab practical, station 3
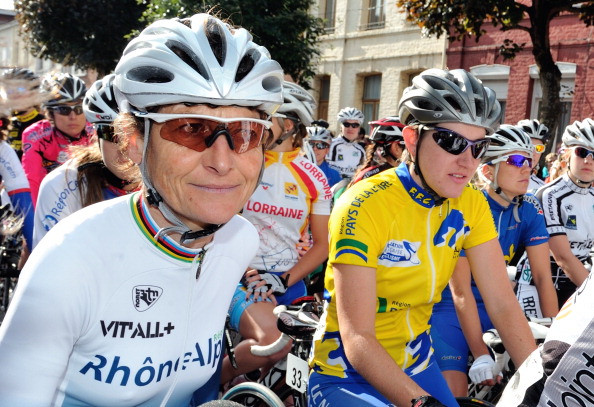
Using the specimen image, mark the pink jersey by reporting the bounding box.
[21,119,94,205]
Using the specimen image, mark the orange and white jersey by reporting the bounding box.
[243,148,331,273]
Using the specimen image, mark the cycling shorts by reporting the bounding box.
[228,275,306,331]
[308,359,458,407]
[431,304,493,373]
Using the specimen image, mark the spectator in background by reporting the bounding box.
[21,73,94,205]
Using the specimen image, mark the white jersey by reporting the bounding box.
[32,159,81,248]
[0,140,30,198]
[498,274,594,406]
[0,192,258,406]
[528,173,545,194]
[516,173,594,286]
[326,135,366,178]
[243,148,331,272]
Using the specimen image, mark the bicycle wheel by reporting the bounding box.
[456,397,496,407]
[221,382,284,407]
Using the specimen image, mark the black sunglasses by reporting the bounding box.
[51,105,84,116]
[95,124,118,142]
[309,142,330,150]
[574,147,594,160]
[420,125,490,159]
[342,122,360,128]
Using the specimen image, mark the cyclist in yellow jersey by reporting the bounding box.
[308,68,537,407]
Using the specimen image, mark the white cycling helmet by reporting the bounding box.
[369,117,405,145]
[114,14,283,115]
[41,73,87,107]
[306,126,332,144]
[277,81,316,126]
[517,119,551,143]
[83,74,119,124]
[337,107,364,124]
[562,118,594,150]
[399,68,501,135]
[482,124,534,163]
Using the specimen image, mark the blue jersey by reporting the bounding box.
[437,191,549,308]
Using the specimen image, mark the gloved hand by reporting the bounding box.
[411,395,446,407]
[247,272,289,296]
[469,354,497,384]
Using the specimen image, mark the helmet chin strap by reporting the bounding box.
[413,132,446,207]
[140,118,222,245]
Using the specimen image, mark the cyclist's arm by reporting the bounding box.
[525,242,559,317]
[449,257,490,360]
[548,234,590,287]
[467,238,537,367]
[280,214,329,286]
[334,262,429,406]
[21,143,44,206]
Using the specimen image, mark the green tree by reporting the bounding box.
[395,0,594,136]
[15,0,146,77]
[138,0,325,87]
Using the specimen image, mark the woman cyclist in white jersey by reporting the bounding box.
[222,81,331,385]
[515,118,594,310]
[431,124,558,397]
[0,13,283,406]
[32,74,141,248]
[308,68,536,407]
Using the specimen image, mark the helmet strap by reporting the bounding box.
[413,132,446,207]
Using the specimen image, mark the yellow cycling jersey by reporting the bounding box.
[310,164,497,379]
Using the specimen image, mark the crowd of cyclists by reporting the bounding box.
[0,11,591,407]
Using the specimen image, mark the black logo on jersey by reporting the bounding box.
[133,285,162,312]
[100,320,175,338]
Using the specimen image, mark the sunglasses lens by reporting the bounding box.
[506,155,532,168]
[54,105,83,115]
[432,130,489,159]
[534,144,546,153]
[575,147,594,159]
[310,142,328,149]
[96,125,117,142]
[343,122,360,128]
[159,118,265,154]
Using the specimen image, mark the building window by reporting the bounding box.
[320,0,336,33]
[365,0,385,30]
[469,64,510,124]
[317,76,330,122]
[362,75,382,133]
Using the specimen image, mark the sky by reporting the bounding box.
[0,0,13,10]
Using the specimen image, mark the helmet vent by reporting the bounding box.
[127,67,174,84]
[166,40,210,80]
[443,96,462,114]
[236,49,259,82]
[206,17,227,67]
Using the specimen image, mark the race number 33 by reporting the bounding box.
[287,353,309,393]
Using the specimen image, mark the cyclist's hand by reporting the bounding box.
[411,395,446,407]
[469,354,497,385]
[248,272,288,296]
[241,269,272,302]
